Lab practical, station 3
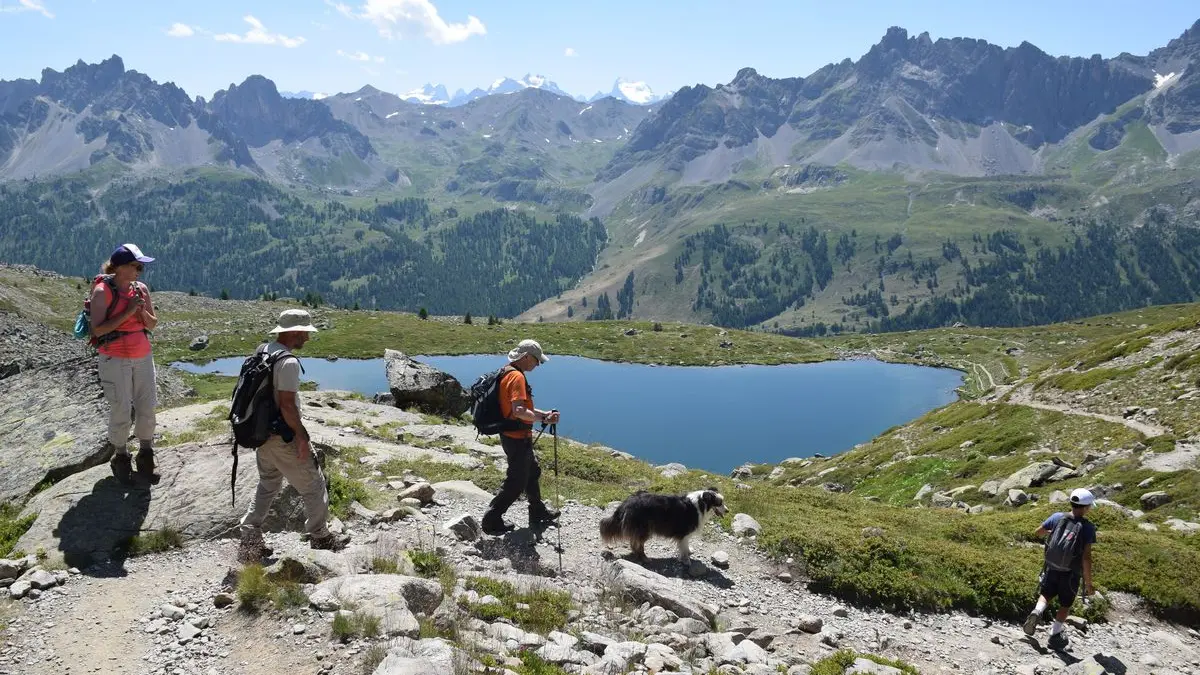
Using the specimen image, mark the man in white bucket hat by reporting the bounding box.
[481,339,562,535]
[237,309,349,563]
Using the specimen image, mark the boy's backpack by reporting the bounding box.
[468,366,526,435]
[226,345,303,505]
[72,275,119,346]
[1044,514,1086,572]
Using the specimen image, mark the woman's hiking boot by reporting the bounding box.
[135,448,160,482]
[109,452,133,486]
[310,532,350,552]
[1022,612,1040,636]
[529,503,561,525]
[1047,631,1068,651]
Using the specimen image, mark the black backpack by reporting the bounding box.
[1044,514,1087,572]
[468,366,528,435]
[227,346,303,505]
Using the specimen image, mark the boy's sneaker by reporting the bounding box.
[1047,632,1068,651]
[1022,611,1040,636]
[109,452,134,486]
[310,532,350,552]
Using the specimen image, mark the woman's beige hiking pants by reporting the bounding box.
[97,352,157,449]
[239,435,332,538]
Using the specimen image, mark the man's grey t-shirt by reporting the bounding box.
[263,341,301,405]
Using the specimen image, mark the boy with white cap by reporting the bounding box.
[481,339,562,535]
[1023,487,1097,650]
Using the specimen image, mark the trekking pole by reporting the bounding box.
[551,419,563,577]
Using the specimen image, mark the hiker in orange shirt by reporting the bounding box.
[481,339,561,535]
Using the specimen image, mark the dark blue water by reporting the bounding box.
[173,355,962,473]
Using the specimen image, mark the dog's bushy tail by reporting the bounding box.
[599,506,624,544]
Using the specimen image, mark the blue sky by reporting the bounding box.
[0,0,1196,100]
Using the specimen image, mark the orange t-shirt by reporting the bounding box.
[95,281,152,359]
[498,368,533,439]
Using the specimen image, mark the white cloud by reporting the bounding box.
[325,0,356,19]
[360,0,485,45]
[564,47,577,57]
[214,15,305,48]
[0,0,55,19]
[337,49,385,63]
[166,22,195,38]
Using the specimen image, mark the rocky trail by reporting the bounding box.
[2,386,1198,675]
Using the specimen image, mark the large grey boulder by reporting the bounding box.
[313,574,443,638]
[0,356,108,505]
[1139,491,1172,510]
[732,513,762,537]
[373,638,463,675]
[383,350,470,417]
[602,559,717,624]
[998,462,1060,493]
[16,442,306,564]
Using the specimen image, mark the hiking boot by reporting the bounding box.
[109,452,133,486]
[1047,631,1068,651]
[481,518,516,536]
[237,529,266,565]
[529,504,561,525]
[135,448,160,481]
[310,532,350,552]
[1022,611,1040,636]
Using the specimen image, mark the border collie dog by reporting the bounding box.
[599,488,729,562]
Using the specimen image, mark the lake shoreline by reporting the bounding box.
[172,353,963,473]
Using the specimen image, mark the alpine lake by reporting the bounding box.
[173,354,963,474]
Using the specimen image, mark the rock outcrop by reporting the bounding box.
[383,349,471,417]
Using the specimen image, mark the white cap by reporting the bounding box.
[269,309,319,334]
[1069,488,1095,506]
[507,339,548,364]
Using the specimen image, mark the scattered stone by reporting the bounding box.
[1137,477,1155,489]
[687,559,708,578]
[658,462,687,479]
[397,482,436,505]
[1165,518,1200,534]
[1005,489,1030,507]
[27,569,57,590]
[999,462,1059,492]
[443,513,482,542]
[293,623,306,635]
[914,484,933,501]
[847,658,904,675]
[213,593,234,608]
[0,558,27,580]
[189,335,209,351]
[1049,490,1068,503]
[776,570,792,583]
[9,579,31,599]
[349,500,380,523]
[710,550,730,569]
[979,480,1000,497]
[177,623,202,643]
[832,606,849,618]
[731,513,762,537]
[161,604,186,621]
[1139,491,1172,510]
[794,615,823,634]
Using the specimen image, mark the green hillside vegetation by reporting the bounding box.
[0,169,606,317]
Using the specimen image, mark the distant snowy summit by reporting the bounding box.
[398,75,669,107]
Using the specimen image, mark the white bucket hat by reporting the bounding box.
[269,309,319,334]
[507,339,549,364]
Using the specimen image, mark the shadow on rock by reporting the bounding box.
[54,475,151,573]
[600,549,735,589]
[475,528,558,577]
[1093,653,1127,675]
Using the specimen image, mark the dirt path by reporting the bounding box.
[1005,386,1168,437]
